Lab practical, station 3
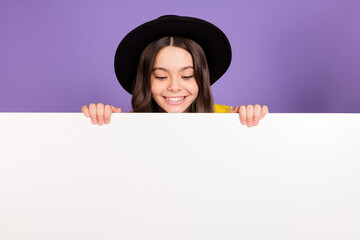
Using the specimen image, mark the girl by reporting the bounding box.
[81,15,269,127]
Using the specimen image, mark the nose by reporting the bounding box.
[167,77,181,91]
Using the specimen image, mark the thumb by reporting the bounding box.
[229,106,239,113]
[111,105,122,113]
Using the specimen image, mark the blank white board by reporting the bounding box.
[0,113,360,240]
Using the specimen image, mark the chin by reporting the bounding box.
[159,103,190,113]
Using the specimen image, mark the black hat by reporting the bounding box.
[114,15,232,94]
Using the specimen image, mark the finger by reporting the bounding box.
[97,103,105,125]
[81,105,90,117]
[229,106,239,113]
[104,105,112,124]
[89,103,97,124]
[239,105,246,125]
[111,105,122,113]
[246,105,254,127]
[253,104,261,126]
[260,105,269,120]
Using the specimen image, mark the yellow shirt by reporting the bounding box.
[214,104,233,113]
[127,104,233,113]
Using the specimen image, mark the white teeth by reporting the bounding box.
[166,97,185,102]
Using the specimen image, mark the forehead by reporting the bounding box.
[153,46,193,68]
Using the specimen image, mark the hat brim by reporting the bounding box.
[114,15,232,94]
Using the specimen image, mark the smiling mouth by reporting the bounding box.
[163,96,187,104]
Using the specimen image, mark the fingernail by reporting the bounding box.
[91,118,96,124]
[254,120,258,125]
[98,120,103,124]
[241,121,246,125]
[247,121,253,126]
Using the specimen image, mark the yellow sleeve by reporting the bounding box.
[214,104,233,113]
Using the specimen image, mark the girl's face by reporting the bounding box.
[150,46,199,113]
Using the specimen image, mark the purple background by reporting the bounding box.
[1,0,359,113]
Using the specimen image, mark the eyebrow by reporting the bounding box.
[152,66,194,72]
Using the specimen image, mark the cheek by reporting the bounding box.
[188,80,199,96]
[151,81,162,96]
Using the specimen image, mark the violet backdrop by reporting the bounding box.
[1,0,359,113]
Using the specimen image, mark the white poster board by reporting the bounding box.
[0,113,360,239]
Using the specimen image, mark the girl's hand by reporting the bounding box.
[230,104,269,127]
[81,103,122,125]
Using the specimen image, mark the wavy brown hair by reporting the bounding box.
[131,36,214,112]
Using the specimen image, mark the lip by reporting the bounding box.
[163,96,187,105]
[163,96,186,98]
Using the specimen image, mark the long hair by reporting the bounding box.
[131,36,214,112]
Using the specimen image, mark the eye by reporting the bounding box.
[182,75,193,80]
[155,76,167,80]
